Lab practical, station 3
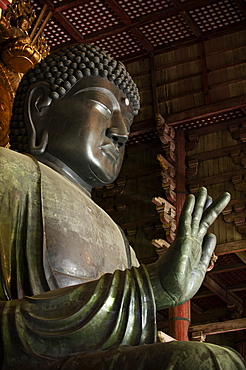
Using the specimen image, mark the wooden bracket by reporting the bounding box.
[186,133,199,151]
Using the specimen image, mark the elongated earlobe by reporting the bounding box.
[24,82,52,155]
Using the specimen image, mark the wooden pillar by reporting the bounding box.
[169,128,190,341]
[169,302,191,341]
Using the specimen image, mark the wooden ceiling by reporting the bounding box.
[33,0,246,62]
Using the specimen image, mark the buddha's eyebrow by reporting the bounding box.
[73,87,120,110]
[90,99,112,116]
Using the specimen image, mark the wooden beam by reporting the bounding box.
[191,302,204,315]
[236,251,246,264]
[194,283,246,299]
[53,0,88,12]
[187,142,246,163]
[170,0,202,38]
[199,41,210,105]
[157,71,202,87]
[203,275,243,315]
[104,0,131,25]
[39,0,54,10]
[166,96,246,125]
[187,168,246,187]
[130,28,153,52]
[208,58,246,73]
[215,240,246,255]
[180,11,202,38]
[193,291,215,299]
[228,284,246,293]
[186,117,245,136]
[189,318,246,336]
[210,263,246,274]
[105,0,153,52]
[130,117,245,141]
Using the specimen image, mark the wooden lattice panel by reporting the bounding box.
[193,295,226,311]
[189,0,244,33]
[139,14,193,48]
[118,0,172,19]
[211,268,246,287]
[128,130,159,145]
[61,2,121,36]
[235,290,246,301]
[43,18,72,48]
[216,253,244,266]
[93,31,144,59]
[173,109,244,130]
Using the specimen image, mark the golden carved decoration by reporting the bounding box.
[0,0,51,146]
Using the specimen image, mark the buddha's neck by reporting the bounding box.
[35,152,92,196]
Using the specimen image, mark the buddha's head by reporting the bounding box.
[16,16,31,32]
[9,43,140,187]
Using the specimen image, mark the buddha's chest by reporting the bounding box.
[40,165,129,288]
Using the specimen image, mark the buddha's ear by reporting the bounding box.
[24,81,52,155]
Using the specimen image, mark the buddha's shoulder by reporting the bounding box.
[0,148,38,179]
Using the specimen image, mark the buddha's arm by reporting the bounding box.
[1,265,156,365]
[146,188,230,310]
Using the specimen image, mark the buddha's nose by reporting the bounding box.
[106,128,128,147]
[106,115,129,147]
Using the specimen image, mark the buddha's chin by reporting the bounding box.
[87,164,119,187]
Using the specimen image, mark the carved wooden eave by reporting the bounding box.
[151,114,177,251]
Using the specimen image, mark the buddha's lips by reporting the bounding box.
[99,144,120,161]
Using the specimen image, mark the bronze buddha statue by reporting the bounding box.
[0,43,245,369]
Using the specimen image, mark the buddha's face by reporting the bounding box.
[18,17,30,32]
[38,76,134,187]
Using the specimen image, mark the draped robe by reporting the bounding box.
[0,147,245,369]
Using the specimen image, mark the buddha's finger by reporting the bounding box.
[204,195,212,210]
[197,192,231,240]
[191,187,207,238]
[200,233,217,270]
[176,194,195,238]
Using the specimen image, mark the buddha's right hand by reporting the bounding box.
[146,187,230,310]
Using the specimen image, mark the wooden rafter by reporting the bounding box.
[105,0,154,52]
[170,0,202,38]
[215,240,246,255]
[166,96,246,125]
[54,12,84,43]
[189,318,246,336]
[187,168,246,188]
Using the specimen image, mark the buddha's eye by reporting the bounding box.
[89,99,112,118]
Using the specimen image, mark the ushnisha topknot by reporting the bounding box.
[9,43,140,153]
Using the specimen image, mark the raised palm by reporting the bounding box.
[147,187,230,310]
